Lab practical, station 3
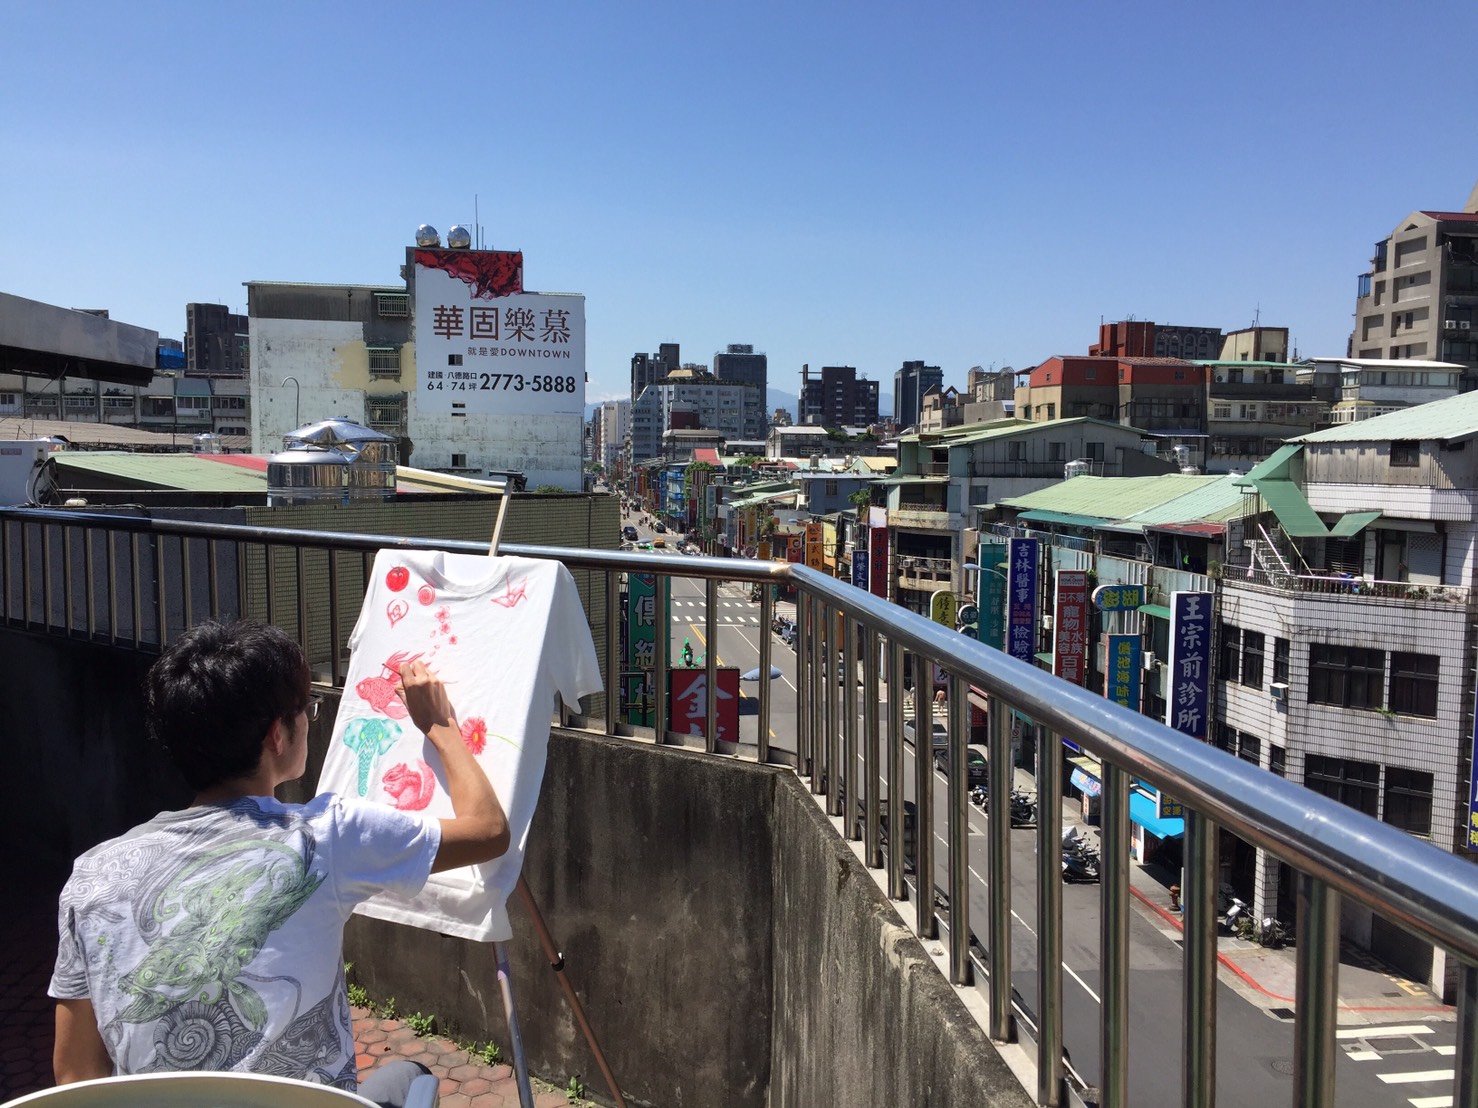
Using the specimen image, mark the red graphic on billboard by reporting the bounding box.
[786,535,804,563]
[668,668,741,744]
[412,248,524,299]
[1053,570,1089,686]
[869,525,889,598]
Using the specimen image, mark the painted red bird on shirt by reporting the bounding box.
[355,650,423,719]
[489,579,527,609]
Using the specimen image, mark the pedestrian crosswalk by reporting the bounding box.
[1337,1023,1457,1106]
[669,599,765,625]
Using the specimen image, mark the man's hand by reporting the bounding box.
[395,660,457,736]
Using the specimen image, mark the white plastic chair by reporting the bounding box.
[1,1070,439,1108]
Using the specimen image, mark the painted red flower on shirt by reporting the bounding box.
[460,716,487,756]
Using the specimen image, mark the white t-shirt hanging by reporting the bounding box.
[317,550,602,942]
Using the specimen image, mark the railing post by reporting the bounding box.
[654,574,670,743]
[1100,762,1131,1108]
[809,595,824,794]
[1293,873,1340,1108]
[887,639,907,901]
[914,652,936,940]
[863,627,880,864]
[842,615,857,830]
[1183,808,1218,1108]
[704,577,718,753]
[826,605,843,816]
[947,673,971,986]
[1456,962,1478,1108]
[986,694,1014,1042]
[605,569,620,736]
[758,583,774,764]
[1036,725,1065,1107]
[328,549,343,687]
[797,590,812,778]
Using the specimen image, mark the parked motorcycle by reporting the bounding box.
[1061,849,1100,883]
[1223,896,1249,936]
[1008,789,1037,827]
[969,785,989,809]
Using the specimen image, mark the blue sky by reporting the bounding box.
[3,1,1476,406]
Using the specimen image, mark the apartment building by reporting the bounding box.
[799,364,880,427]
[1353,190,1478,380]
[1202,360,1326,473]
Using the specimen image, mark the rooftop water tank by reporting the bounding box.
[269,416,398,506]
[1064,460,1091,479]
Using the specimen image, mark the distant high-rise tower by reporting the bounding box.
[712,343,768,438]
[185,303,249,375]
[631,342,680,403]
[800,365,880,426]
[894,360,942,429]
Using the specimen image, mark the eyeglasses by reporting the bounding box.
[305,695,323,723]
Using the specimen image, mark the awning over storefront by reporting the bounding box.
[1138,603,1171,620]
[1129,790,1185,839]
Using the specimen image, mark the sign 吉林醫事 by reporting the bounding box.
[1092,583,1146,611]
[1053,570,1089,686]
[413,249,586,417]
[1006,538,1039,663]
[1105,633,1141,710]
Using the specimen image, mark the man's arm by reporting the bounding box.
[54,998,112,1084]
[396,660,511,873]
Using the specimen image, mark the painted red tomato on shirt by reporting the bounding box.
[386,566,410,592]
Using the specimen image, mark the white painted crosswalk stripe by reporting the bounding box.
[1337,1025,1433,1038]
[1406,1096,1453,1108]
[1378,1070,1454,1084]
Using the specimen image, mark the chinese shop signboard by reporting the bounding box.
[1006,538,1039,664]
[413,248,585,416]
[668,668,741,744]
[1053,570,1089,686]
[1105,633,1141,709]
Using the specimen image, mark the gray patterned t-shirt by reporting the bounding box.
[49,793,440,1088]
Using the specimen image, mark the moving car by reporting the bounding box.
[902,720,949,750]
[622,525,639,541]
[652,538,667,548]
[653,522,667,533]
[933,745,989,788]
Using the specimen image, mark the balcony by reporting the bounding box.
[895,553,954,590]
[4,508,1476,1108]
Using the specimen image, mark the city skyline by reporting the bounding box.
[3,1,1476,406]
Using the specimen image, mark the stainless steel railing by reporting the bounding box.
[4,506,1478,1108]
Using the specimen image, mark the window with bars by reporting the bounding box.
[1391,441,1419,467]
[1388,652,1439,718]
[1309,643,1385,710]
[374,293,409,318]
[1383,767,1433,835]
[1304,754,1379,817]
[1219,623,1240,683]
[366,396,406,431]
[1240,631,1265,689]
[1268,745,1286,777]
[368,347,402,379]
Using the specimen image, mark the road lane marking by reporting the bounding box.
[1338,1026,1433,1038]
[1407,1097,1454,1108]
[1378,1070,1454,1084]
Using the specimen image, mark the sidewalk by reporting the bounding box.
[2,885,575,1106]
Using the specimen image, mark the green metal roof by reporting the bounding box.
[1001,474,1225,520]
[55,452,269,492]
[1127,475,1250,526]
[1231,444,1381,538]
[1293,391,1478,444]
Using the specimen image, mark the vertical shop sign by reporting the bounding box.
[1053,570,1089,685]
[1006,538,1039,664]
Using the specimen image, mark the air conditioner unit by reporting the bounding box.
[1463,321,1473,331]
[1269,682,1289,702]
[1043,614,1054,631]
[1143,651,1157,671]
[1445,320,1460,330]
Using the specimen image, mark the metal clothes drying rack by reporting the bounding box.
[484,482,626,1108]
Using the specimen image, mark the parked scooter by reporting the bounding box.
[1008,789,1037,827]
[969,785,989,809]
[1223,896,1250,936]
[1061,826,1100,883]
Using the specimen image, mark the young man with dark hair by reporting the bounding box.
[49,619,508,1103]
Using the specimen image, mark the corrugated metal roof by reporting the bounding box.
[1127,475,1249,526]
[1293,391,1478,444]
[1000,474,1225,520]
[56,451,270,492]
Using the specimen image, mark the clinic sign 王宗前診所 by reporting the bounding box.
[1160,591,1212,820]
[413,248,585,417]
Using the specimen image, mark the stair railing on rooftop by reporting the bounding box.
[3,505,1478,1108]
